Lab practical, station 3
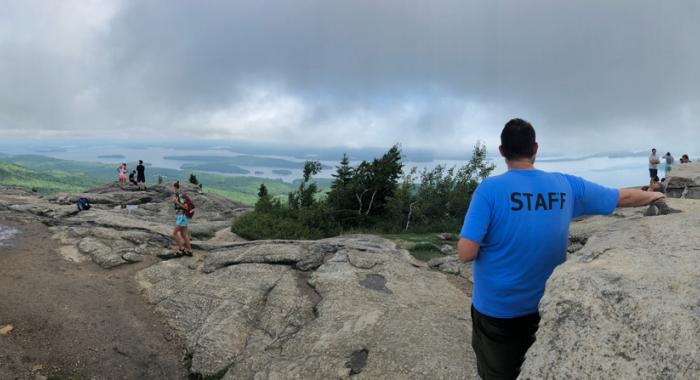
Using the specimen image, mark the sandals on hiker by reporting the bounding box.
[183,250,193,257]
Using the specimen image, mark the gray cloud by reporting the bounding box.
[1,0,699,155]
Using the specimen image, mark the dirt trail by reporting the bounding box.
[0,217,189,380]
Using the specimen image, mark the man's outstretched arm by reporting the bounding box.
[457,238,480,263]
[617,188,665,207]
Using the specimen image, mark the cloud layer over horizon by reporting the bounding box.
[1,0,699,156]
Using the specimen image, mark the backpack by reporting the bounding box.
[180,193,195,218]
[77,197,91,211]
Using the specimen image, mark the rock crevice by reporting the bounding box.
[137,235,476,379]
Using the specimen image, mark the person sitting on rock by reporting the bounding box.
[128,170,138,186]
[457,118,667,380]
[172,181,193,257]
[646,176,665,193]
[680,154,691,164]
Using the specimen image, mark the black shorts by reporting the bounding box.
[137,175,146,183]
[471,305,540,380]
[649,168,657,178]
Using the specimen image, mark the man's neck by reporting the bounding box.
[506,158,536,170]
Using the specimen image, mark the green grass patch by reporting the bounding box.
[381,232,444,245]
[381,233,453,262]
[205,188,259,205]
[408,242,444,261]
[0,160,99,193]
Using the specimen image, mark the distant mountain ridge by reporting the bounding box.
[0,155,329,205]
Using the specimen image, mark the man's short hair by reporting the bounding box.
[500,118,536,160]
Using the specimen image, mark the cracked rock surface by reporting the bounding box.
[137,235,477,379]
[520,198,700,379]
[0,182,250,269]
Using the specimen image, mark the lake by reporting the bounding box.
[1,143,695,188]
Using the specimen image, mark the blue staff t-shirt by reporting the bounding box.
[460,169,619,318]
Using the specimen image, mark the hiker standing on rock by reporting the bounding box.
[649,148,660,179]
[172,181,193,257]
[457,118,667,380]
[136,160,146,190]
[117,162,128,185]
[663,152,674,177]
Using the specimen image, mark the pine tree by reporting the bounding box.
[327,153,355,211]
[363,144,403,215]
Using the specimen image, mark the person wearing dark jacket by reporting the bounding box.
[128,170,138,186]
[136,160,146,190]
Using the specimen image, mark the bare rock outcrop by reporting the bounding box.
[427,255,472,281]
[0,184,479,378]
[0,182,251,268]
[665,162,700,199]
[520,198,700,379]
[137,235,477,379]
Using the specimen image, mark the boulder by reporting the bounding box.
[208,228,245,244]
[520,198,700,379]
[440,244,456,255]
[137,235,477,379]
[78,237,127,269]
[665,162,700,199]
[187,221,233,240]
[122,251,146,263]
[427,255,472,280]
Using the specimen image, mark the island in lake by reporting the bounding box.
[271,169,292,175]
[180,162,250,175]
[97,154,126,159]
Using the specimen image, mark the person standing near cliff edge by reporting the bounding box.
[458,118,667,380]
[662,152,674,177]
[136,160,146,190]
[649,148,660,179]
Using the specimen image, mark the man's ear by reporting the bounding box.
[532,142,539,156]
[498,145,506,157]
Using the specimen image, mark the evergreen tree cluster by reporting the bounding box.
[232,143,495,240]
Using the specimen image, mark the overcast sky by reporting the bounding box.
[1,0,698,156]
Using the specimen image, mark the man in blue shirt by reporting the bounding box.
[458,118,666,379]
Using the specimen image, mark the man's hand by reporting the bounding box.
[457,238,480,262]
